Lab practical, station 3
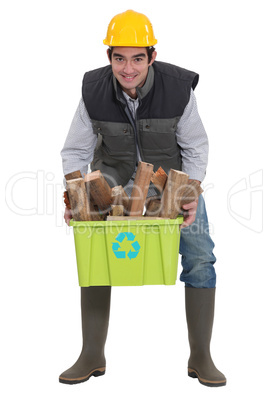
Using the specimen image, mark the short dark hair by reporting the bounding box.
[107,46,156,63]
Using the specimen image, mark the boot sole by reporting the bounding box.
[188,368,226,387]
[59,367,106,385]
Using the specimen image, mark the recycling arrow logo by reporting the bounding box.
[112,232,141,260]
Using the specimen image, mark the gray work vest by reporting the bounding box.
[82,61,199,187]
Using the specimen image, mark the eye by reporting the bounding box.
[115,57,124,62]
[134,58,143,62]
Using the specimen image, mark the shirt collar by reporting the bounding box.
[136,65,154,99]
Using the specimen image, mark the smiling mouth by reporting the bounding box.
[120,74,138,81]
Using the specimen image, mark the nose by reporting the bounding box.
[123,61,134,74]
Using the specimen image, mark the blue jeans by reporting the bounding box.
[179,195,216,288]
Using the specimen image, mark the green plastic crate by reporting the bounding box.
[70,216,183,286]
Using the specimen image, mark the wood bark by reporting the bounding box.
[109,205,124,216]
[64,165,203,222]
[151,166,168,193]
[107,216,165,221]
[128,162,154,216]
[160,169,189,218]
[84,170,112,213]
[111,185,129,214]
[145,197,162,217]
[66,178,91,221]
[180,180,203,205]
[65,170,82,181]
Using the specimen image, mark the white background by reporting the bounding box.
[1,0,267,401]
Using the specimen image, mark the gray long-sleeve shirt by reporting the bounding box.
[61,88,209,187]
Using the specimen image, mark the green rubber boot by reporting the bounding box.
[185,287,226,387]
[59,286,111,385]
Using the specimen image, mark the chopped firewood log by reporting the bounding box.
[65,170,82,181]
[66,178,92,221]
[111,185,129,214]
[109,204,124,216]
[63,191,71,209]
[64,164,203,223]
[84,170,112,213]
[160,169,189,218]
[151,166,168,193]
[145,197,162,217]
[90,204,104,221]
[128,162,154,216]
[107,216,165,221]
[180,180,203,205]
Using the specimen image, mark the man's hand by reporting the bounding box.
[63,191,72,225]
[64,207,73,226]
[180,179,201,228]
[181,199,198,228]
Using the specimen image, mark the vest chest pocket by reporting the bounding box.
[140,117,180,151]
[92,120,135,156]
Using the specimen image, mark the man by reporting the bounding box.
[60,10,226,387]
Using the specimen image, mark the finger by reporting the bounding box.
[181,208,197,228]
[181,213,196,228]
[64,209,72,225]
[64,214,70,225]
[182,199,198,210]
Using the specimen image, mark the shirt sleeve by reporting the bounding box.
[176,89,209,182]
[60,98,97,179]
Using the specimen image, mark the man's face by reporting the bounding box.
[108,47,157,99]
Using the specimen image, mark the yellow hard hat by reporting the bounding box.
[103,10,157,47]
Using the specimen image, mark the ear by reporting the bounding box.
[107,49,112,64]
[148,50,157,66]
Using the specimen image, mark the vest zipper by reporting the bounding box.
[120,97,143,163]
[134,100,144,161]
